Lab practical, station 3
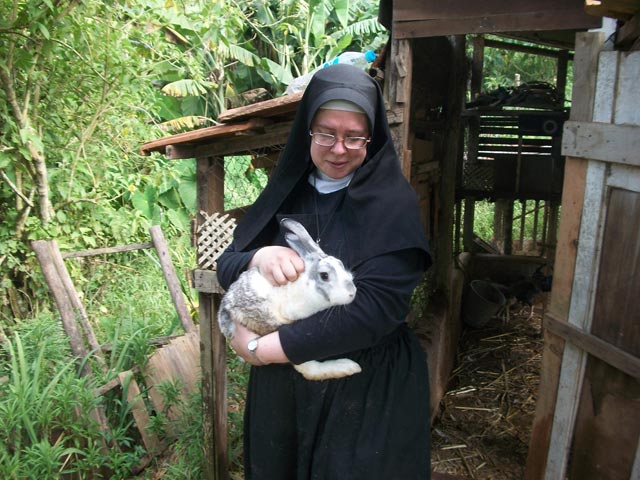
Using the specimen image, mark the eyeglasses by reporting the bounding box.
[309,131,371,150]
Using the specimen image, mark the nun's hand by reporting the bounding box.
[249,246,305,286]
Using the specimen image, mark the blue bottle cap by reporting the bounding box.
[364,50,377,62]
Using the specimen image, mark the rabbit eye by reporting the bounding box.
[320,272,330,281]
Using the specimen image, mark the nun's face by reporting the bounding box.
[309,108,370,179]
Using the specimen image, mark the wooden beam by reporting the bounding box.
[216,91,302,123]
[393,0,599,22]
[61,242,154,259]
[140,118,271,156]
[562,121,640,166]
[544,313,640,379]
[188,122,292,159]
[192,269,224,294]
[163,122,292,160]
[484,38,570,58]
[394,10,601,39]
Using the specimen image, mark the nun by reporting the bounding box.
[216,62,432,480]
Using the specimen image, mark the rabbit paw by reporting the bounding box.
[294,359,362,381]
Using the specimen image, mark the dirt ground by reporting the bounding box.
[430,299,545,479]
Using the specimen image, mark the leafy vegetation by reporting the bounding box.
[1,0,387,476]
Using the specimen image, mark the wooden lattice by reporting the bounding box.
[197,211,237,270]
[463,160,494,192]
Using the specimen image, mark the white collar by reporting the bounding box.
[308,169,353,193]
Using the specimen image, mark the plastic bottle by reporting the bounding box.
[285,50,377,95]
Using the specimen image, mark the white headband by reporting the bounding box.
[318,99,365,114]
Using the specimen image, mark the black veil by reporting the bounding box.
[232,63,431,269]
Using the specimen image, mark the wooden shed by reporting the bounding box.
[140,1,640,478]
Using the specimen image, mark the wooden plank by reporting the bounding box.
[149,225,195,334]
[561,181,640,477]
[615,50,640,125]
[394,0,595,21]
[523,328,566,480]
[544,157,608,480]
[183,121,292,159]
[164,122,291,160]
[142,332,201,424]
[550,31,605,316]
[385,38,410,179]
[544,314,640,379]
[478,137,552,146]
[525,32,605,480]
[399,39,413,178]
[192,269,224,294]
[561,121,640,166]
[216,91,302,123]
[140,118,270,156]
[594,51,621,124]
[484,38,569,58]
[568,357,640,478]
[61,242,154,259]
[117,371,164,454]
[393,10,601,39]
[590,187,640,356]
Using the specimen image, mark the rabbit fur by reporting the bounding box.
[218,218,361,381]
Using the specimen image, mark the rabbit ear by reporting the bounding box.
[281,218,325,258]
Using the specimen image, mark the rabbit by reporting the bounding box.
[218,218,361,381]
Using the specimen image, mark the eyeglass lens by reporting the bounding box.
[310,132,369,149]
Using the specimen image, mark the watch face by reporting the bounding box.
[248,339,258,352]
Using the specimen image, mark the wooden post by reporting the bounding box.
[31,239,113,461]
[197,156,229,480]
[31,240,96,375]
[149,225,195,334]
[462,197,475,252]
[387,38,413,180]
[467,36,484,164]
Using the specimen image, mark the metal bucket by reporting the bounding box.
[462,280,506,328]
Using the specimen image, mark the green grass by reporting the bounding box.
[0,230,207,478]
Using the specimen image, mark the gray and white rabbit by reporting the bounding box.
[218,218,361,381]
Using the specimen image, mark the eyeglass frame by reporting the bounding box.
[309,130,371,150]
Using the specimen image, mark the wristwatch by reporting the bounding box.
[247,336,264,365]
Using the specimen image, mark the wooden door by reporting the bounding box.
[530,43,640,479]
